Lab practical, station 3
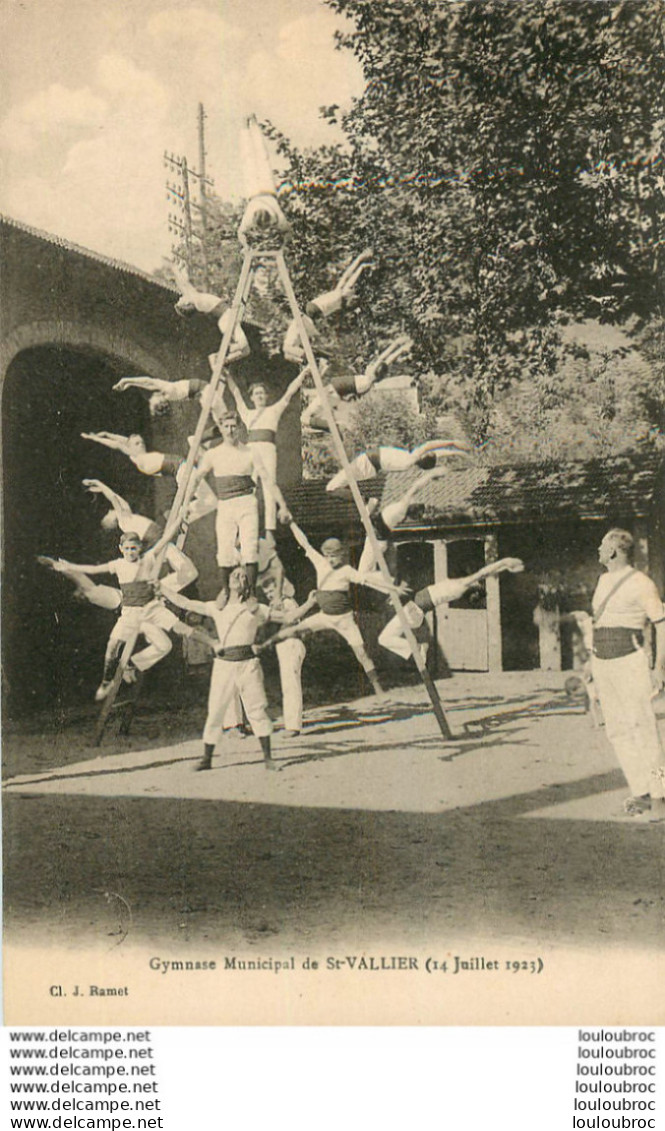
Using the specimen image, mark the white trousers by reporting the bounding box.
[378,602,425,660]
[276,638,306,731]
[215,495,259,567]
[592,648,665,798]
[296,610,365,652]
[203,657,273,745]
[108,603,173,671]
[249,440,278,532]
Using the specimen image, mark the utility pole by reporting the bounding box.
[196,102,210,289]
[164,150,193,272]
[163,106,215,285]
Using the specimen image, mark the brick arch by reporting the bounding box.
[0,320,172,389]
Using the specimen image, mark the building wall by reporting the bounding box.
[0,220,307,714]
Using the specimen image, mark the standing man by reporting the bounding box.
[591,529,665,817]
[162,566,275,771]
[187,411,290,600]
[225,368,309,543]
[259,575,306,738]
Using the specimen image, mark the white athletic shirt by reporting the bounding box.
[203,601,269,649]
[199,442,256,479]
[305,548,362,592]
[592,567,664,629]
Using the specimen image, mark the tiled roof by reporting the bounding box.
[0,214,178,293]
[287,451,664,535]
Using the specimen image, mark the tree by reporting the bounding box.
[271,0,665,443]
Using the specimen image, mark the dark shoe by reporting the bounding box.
[195,755,213,772]
[624,795,651,815]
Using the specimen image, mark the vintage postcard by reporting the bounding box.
[2,0,664,1026]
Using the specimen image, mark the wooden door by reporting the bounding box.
[437,539,489,671]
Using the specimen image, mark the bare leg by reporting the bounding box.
[354,335,412,396]
[37,558,121,610]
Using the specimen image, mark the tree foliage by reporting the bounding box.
[270,0,665,446]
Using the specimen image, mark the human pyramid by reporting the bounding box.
[38,117,524,770]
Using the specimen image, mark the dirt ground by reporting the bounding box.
[3,670,665,960]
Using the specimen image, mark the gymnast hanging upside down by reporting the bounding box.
[283,248,375,365]
[80,431,218,526]
[326,438,472,493]
[38,479,198,611]
[357,467,457,574]
[112,374,225,421]
[300,335,412,433]
[378,558,524,662]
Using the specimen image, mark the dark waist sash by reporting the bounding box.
[213,475,255,501]
[316,589,352,616]
[248,429,277,444]
[120,580,154,607]
[593,626,644,660]
[330,373,357,400]
[161,454,184,477]
[215,645,255,662]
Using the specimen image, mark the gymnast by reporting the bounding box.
[378,558,524,662]
[225,366,309,540]
[326,438,472,492]
[283,249,374,365]
[112,374,222,420]
[255,520,407,698]
[299,336,412,434]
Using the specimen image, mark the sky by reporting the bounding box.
[0,0,364,270]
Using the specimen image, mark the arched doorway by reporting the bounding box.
[2,345,155,718]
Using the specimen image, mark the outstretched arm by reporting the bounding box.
[52,558,117,577]
[81,432,130,454]
[353,569,409,596]
[154,584,209,618]
[224,374,252,426]
[288,519,315,559]
[113,376,171,395]
[274,366,310,416]
[82,478,131,516]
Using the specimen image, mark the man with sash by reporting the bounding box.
[591,528,665,817]
[226,369,308,543]
[188,410,290,601]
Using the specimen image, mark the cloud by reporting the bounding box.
[147,7,242,48]
[0,83,107,154]
[97,53,169,114]
[241,9,363,149]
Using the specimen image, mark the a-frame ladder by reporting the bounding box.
[93,255,256,744]
[94,245,454,744]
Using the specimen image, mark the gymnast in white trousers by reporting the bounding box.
[163,566,275,771]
